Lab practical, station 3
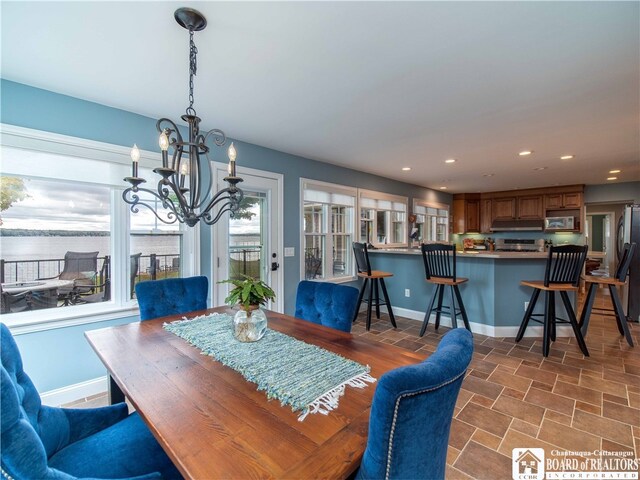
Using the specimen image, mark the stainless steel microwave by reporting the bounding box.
[544,216,575,230]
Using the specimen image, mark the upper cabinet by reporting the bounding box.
[452,194,480,234]
[517,195,544,219]
[545,192,582,210]
[492,197,516,220]
[461,185,584,234]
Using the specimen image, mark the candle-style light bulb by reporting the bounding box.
[227,142,237,177]
[180,163,188,175]
[130,144,140,177]
[131,144,141,162]
[159,131,169,151]
[228,142,237,162]
[159,131,169,168]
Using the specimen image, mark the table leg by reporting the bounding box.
[109,375,125,405]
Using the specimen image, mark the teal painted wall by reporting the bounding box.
[1,79,449,393]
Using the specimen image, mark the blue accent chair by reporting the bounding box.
[135,276,208,321]
[0,323,182,480]
[295,280,360,333]
[356,328,474,480]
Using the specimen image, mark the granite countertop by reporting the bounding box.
[369,248,602,259]
[369,248,547,259]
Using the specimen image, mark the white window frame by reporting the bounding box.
[300,178,357,283]
[0,124,197,333]
[358,189,408,248]
[412,199,450,245]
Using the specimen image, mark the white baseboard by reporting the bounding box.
[361,305,573,338]
[40,376,108,407]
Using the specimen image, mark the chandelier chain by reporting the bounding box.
[187,29,197,115]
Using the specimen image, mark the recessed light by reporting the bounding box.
[445,159,456,164]
[482,173,495,177]
[402,167,411,171]
[519,150,533,156]
[609,169,621,174]
[439,186,447,190]
[607,177,618,181]
[533,167,548,171]
[560,155,574,160]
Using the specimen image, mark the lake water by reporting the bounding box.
[0,235,180,282]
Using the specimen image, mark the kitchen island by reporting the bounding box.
[366,248,577,337]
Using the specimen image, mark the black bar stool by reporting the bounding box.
[516,244,589,357]
[420,244,471,336]
[352,242,397,331]
[580,242,636,347]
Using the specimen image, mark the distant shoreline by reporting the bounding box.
[0,229,110,237]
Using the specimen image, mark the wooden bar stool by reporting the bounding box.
[579,243,636,347]
[352,242,397,331]
[420,244,471,336]
[516,244,589,357]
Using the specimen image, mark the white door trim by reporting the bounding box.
[211,162,284,312]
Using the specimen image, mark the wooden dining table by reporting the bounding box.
[85,306,426,479]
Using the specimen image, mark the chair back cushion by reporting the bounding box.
[1,323,73,478]
[135,276,208,320]
[357,328,473,480]
[295,281,359,333]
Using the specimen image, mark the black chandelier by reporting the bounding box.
[123,7,243,227]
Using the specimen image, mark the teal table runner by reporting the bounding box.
[164,313,376,421]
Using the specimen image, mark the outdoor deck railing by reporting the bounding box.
[1,253,180,285]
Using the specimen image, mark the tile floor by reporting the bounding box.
[350,287,640,479]
[66,287,639,480]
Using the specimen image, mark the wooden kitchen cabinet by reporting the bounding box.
[492,197,516,220]
[480,199,492,233]
[453,195,480,233]
[517,195,543,219]
[544,192,582,210]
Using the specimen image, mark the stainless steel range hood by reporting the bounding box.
[490,219,544,232]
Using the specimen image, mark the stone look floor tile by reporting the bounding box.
[456,402,512,437]
[453,441,511,480]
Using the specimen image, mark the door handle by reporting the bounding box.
[271,262,279,271]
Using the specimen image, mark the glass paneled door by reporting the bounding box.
[213,164,283,312]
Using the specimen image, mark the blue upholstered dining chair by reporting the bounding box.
[0,323,182,480]
[135,276,208,321]
[295,280,360,333]
[356,328,474,480]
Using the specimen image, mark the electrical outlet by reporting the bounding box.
[524,301,529,312]
[405,289,410,297]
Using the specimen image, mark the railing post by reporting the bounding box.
[150,253,157,280]
[0,259,4,284]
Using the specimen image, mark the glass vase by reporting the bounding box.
[233,306,267,342]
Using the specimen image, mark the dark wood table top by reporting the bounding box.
[85,306,425,479]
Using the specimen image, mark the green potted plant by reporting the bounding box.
[219,275,275,342]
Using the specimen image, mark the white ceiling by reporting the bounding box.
[2,1,639,193]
